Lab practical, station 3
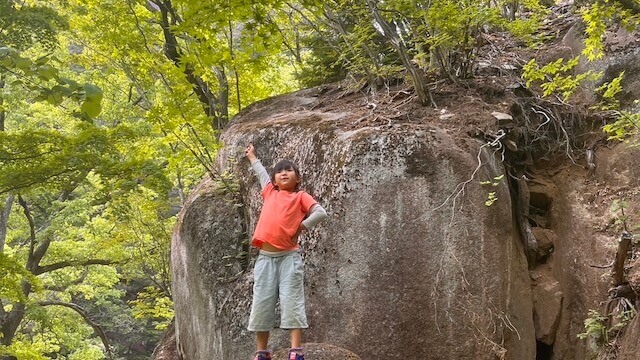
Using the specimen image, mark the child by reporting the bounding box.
[244,143,328,360]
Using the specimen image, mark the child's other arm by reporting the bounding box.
[301,203,328,230]
[245,143,270,190]
[293,203,327,243]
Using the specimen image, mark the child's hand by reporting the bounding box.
[292,224,306,245]
[245,143,256,161]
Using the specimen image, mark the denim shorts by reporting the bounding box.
[248,250,308,331]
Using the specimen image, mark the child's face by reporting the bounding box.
[274,167,299,191]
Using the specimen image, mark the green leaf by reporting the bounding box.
[83,83,103,102]
[81,100,102,118]
[59,77,80,88]
[14,56,31,71]
[37,65,58,81]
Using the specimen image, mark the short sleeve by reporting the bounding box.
[299,191,317,213]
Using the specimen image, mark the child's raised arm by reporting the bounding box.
[245,143,270,190]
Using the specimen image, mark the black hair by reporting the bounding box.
[271,160,301,191]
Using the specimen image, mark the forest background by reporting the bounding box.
[0,0,638,359]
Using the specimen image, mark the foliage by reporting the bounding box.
[578,306,637,356]
[599,74,640,145]
[581,0,640,61]
[602,109,640,143]
[0,340,50,360]
[577,309,608,345]
[0,47,103,121]
[522,56,602,101]
[129,286,174,330]
[522,0,639,102]
[296,0,548,88]
[1,4,168,359]
[596,71,625,110]
[0,253,40,303]
[480,174,504,207]
[503,0,550,45]
[0,0,68,51]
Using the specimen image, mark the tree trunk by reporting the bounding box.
[0,74,5,131]
[612,231,633,286]
[155,0,222,129]
[0,195,13,253]
[366,0,432,106]
[0,282,31,348]
[214,66,229,132]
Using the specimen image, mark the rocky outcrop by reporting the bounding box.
[171,85,539,360]
[171,175,250,359]
[151,320,180,360]
[167,19,640,359]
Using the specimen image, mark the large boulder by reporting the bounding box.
[171,86,536,359]
[168,13,640,359]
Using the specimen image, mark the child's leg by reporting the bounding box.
[279,251,308,350]
[248,254,278,351]
[256,331,270,350]
[288,329,305,359]
[290,328,302,348]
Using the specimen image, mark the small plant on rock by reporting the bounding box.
[577,309,608,349]
[480,174,504,207]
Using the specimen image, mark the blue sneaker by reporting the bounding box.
[288,348,304,360]
[254,350,272,360]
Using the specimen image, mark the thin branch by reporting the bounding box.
[169,126,235,193]
[590,261,614,269]
[127,0,154,54]
[0,148,64,161]
[0,168,79,195]
[39,301,113,360]
[17,195,36,270]
[420,130,506,225]
[42,269,89,292]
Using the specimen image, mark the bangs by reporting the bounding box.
[273,160,298,174]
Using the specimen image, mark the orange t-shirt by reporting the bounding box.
[252,182,317,250]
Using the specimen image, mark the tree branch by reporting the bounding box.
[43,269,89,292]
[0,194,14,253]
[612,231,633,286]
[1,73,5,131]
[17,195,36,271]
[366,0,432,106]
[39,301,113,360]
[154,0,221,129]
[33,259,117,275]
[0,168,79,195]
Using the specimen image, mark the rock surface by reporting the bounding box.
[168,15,640,360]
[272,343,360,360]
[171,84,536,360]
[151,320,180,360]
